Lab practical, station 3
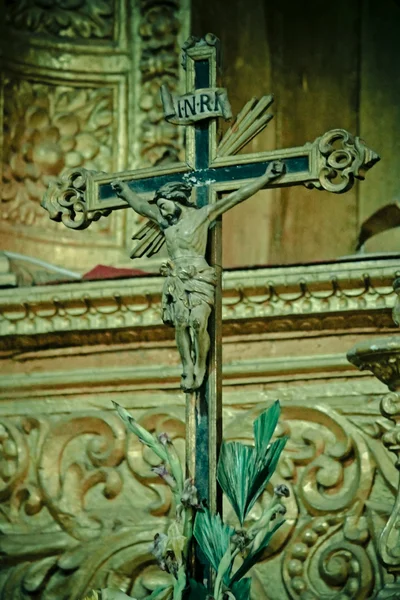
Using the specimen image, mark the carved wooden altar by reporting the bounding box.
[0,257,399,599]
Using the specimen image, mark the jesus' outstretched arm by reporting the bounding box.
[111,180,161,224]
[207,160,285,222]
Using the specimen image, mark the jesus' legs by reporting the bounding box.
[175,323,195,391]
[190,304,212,388]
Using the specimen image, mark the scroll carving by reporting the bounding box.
[5,0,114,40]
[307,128,379,194]
[0,403,392,599]
[2,78,113,227]
[0,419,30,504]
[0,409,183,600]
[38,415,126,540]
[283,523,374,600]
[347,331,400,598]
[42,168,111,230]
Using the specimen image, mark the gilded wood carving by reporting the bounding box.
[0,397,394,599]
[1,0,189,271]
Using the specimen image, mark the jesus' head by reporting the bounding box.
[151,182,195,224]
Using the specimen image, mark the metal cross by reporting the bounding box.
[42,34,379,521]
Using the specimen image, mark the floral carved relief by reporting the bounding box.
[2,78,114,227]
[4,0,115,40]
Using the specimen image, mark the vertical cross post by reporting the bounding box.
[182,33,223,536]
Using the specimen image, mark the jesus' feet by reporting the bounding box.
[180,371,195,392]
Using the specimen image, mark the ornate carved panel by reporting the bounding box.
[0,391,395,599]
[3,77,114,228]
[0,0,189,272]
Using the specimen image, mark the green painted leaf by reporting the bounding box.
[218,402,287,525]
[245,436,288,516]
[193,508,235,574]
[230,520,283,584]
[217,442,256,525]
[112,401,167,462]
[231,578,252,600]
[253,400,281,457]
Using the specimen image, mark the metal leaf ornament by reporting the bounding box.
[217,400,287,525]
[193,509,235,575]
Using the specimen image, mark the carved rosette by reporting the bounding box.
[308,128,380,194]
[2,78,114,228]
[41,168,111,230]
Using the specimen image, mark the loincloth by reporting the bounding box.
[160,259,216,327]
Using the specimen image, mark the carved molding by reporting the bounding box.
[0,258,397,342]
[0,353,360,399]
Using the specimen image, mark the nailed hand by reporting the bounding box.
[266,160,286,179]
[111,179,130,195]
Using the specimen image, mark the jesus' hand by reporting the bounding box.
[265,160,286,180]
[111,180,130,198]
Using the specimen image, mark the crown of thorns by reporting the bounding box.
[151,182,195,207]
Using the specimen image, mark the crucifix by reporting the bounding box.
[41,34,379,522]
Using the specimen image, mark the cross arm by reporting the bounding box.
[208,129,380,197]
[41,162,190,231]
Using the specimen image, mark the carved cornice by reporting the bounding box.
[0,258,398,347]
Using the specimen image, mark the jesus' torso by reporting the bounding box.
[161,206,210,263]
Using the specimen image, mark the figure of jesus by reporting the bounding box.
[112,160,285,392]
